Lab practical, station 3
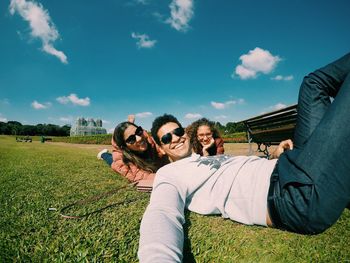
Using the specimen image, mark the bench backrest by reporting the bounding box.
[242,104,298,146]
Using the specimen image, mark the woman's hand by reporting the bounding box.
[270,139,293,159]
[202,138,215,156]
[128,114,135,123]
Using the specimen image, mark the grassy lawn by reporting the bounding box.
[0,135,349,262]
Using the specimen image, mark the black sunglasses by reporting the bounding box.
[125,126,144,144]
[160,127,185,145]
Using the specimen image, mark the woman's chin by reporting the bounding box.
[139,143,148,151]
[132,142,148,152]
[140,146,148,151]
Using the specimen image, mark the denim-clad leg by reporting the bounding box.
[101,152,113,166]
[294,53,350,149]
[269,53,350,234]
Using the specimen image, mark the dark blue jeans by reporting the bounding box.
[268,53,350,234]
[101,152,113,167]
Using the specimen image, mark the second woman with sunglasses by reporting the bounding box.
[98,118,168,183]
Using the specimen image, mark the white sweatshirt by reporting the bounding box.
[138,153,277,262]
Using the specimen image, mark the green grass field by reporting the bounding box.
[1,135,349,262]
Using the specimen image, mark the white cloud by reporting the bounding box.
[67,94,90,106]
[226,100,236,106]
[56,94,90,106]
[211,99,243,110]
[0,113,8,122]
[270,103,287,111]
[135,112,153,118]
[238,98,245,104]
[233,47,281,79]
[166,0,194,32]
[271,75,294,81]
[59,116,73,122]
[211,102,225,109]
[131,32,157,49]
[126,0,148,6]
[135,0,148,4]
[153,12,164,22]
[31,100,51,110]
[184,113,202,119]
[56,96,69,104]
[42,44,67,64]
[108,128,114,134]
[0,98,10,105]
[9,0,68,64]
[272,75,283,81]
[235,65,256,79]
[102,119,111,124]
[214,115,228,120]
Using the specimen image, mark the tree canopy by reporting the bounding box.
[0,121,70,136]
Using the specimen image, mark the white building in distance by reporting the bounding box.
[70,117,107,136]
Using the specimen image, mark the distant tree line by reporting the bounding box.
[0,120,245,137]
[214,121,246,135]
[0,121,71,136]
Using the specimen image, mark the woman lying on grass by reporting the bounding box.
[98,116,169,183]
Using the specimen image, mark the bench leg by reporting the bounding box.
[247,132,253,156]
[263,145,270,159]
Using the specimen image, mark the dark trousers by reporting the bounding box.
[268,53,350,234]
[101,152,113,167]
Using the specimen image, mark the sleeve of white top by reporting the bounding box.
[138,182,186,263]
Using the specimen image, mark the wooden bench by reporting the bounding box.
[241,104,298,157]
[16,136,32,142]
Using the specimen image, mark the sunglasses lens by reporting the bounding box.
[126,126,143,144]
[173,127,184,137]
[135,126,143,136]
[161,133,172,145]
[125,135,136,144]
[161,127,184,145]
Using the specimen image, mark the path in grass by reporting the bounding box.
[1,135,349,262]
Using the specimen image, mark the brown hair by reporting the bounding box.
[186,118,221,156]
[113,121,163,172]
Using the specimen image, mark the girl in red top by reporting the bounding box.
[186,118,225,156]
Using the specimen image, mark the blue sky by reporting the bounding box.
[0,0,349,132]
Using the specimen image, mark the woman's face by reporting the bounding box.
[197,125,213,146]
[124,125,148,152]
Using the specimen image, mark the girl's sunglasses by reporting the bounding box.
[125,126,144,144]
[160,127,185,145]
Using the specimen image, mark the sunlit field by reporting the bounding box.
[1,135,349,262]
